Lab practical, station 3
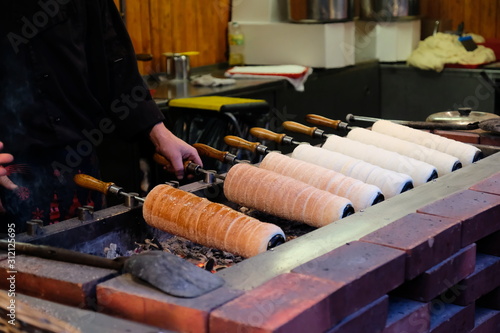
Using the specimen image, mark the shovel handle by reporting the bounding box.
[74,174,115,195]
[224,136,259,153]
[283,121,317,137]
[0,240,123,270]
[306,114,342,129]
[249,127,286,144]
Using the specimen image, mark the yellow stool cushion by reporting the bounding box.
[167,96,269,114]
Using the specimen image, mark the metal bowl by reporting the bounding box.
[359,0,419,21]
[288,0,352,23]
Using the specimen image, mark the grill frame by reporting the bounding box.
[16,148,500,292]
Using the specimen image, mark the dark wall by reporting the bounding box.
[380,65,500,121]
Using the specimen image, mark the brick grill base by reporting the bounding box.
[2,133,500,333]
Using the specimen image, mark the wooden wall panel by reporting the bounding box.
[151,0,173,73]
[420,0,441,17]
[171,0,200,63]
[139,1,153,74]
[212,0,232,64]
[441,0,464,33]
[124,0,147,73]
[147,0,161,73]
[420,0,500,39]
[497,0,500,41]
[123,0,230,75]
[197,0,232,65]
[195,2,217,66]
[463,0,479,35]
[477,0,498,39]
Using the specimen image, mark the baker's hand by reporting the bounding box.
[0,142,17,213]
[0,142,14,178]
[0,142,17,190]
[149,122,203,179]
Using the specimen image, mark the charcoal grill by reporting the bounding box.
[15,146,500,289]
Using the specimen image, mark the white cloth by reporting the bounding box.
[191,74,236,87]
[225,65,313,92]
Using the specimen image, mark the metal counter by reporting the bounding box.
[146,67,288,107]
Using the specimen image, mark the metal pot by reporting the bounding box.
[359,0,419,21]
[162,52,199,81]
[288,0,352,23]
[163,54,190,80]
[426,107,500,126]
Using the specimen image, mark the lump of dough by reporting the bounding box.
[407,32,496,72]
[259,152,382,211]
[372,120,481,166]
[323,134,437,186]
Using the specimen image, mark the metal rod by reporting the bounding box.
[346,114,479,131]
[346,114,403,124]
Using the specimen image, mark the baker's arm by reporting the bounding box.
[95,0,165,137]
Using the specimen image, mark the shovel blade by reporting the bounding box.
[123,251,225,298]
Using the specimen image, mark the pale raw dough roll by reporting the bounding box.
[323,134,437,186]
[371,120,482,166]
[347,127,461,176]
[407,32,496,72]
[223,163,353,227]
[259,152,383,211]
[143,184,285,258]
[292,145,413,198]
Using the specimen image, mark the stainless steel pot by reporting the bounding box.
[360,0,419,21]
[288,0,352,23]
[164,54,190,80]
[162,52,199,80]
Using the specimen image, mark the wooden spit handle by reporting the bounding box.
[153,153,191,172]
[282,121,317,137]
[193,143,229,162]
[73,174,115,195]
[153,152,170,166]
[306,114,342,129]
[224,135,259,153]
[249,127,286,144]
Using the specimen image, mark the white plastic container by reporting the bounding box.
[236,21,355,68]
[355,19,421,63]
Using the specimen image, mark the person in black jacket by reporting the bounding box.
[0,0,202,231]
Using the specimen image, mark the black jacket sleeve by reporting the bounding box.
[87,0,164,139]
